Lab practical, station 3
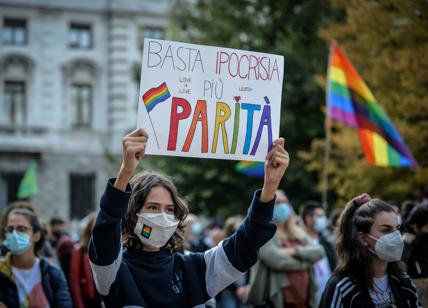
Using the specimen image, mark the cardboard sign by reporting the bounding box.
[137,39,284,161]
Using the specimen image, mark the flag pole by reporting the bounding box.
[147,112,160,149]
[322,112,332,210]
[322,41,336,210]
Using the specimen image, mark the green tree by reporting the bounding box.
[304,0,428,207]
[135,0,333,218]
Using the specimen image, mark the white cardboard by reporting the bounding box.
[137,39,284,161]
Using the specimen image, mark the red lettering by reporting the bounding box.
[238,55,249,79]
[218,51,229,75]
[249,55,259,80]
[182,100,208,153]
[259,57,268,80]
[228,52,239,77]
[167,97,191,151]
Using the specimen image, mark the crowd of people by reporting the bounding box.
[0,128,427,307]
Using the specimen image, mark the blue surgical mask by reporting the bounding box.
[274,203,291,223]
[3,230,32,255]
[314,216,328,232]
[191,222,203,235]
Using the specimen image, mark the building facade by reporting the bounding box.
[0,0,171,221]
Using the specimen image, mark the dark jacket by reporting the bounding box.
[402,239,428,278]
[319,272,422,308]
[0,252,72,307]
[89,179,277,308]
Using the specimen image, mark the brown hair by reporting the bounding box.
[1,201,37,241]
[122,171,188,251]
[7,208,46,254]
[80,212,97,250]
[335,196,405,289]
[223,215,243,238]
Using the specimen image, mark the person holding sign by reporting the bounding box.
[319,194,422,308]
[88,128,289,307]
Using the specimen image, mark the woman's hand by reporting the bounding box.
[260,138,289,202]
[114,128,148,191]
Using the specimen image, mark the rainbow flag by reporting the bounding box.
[142,225,152,239]
[327,42,418,167]
[143,82,171,112]
[235,161,264,178]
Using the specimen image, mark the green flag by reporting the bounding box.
[17,162,39,199]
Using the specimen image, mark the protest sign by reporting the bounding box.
[137,39,284,161]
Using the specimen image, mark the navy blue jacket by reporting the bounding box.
[0,253,72,307]
[89,179,277,307]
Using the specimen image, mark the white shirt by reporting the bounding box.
[12,258,50,307]
[369,275,397,307]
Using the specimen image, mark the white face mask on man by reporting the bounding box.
[368,230,404,262]
[134,212,179,249]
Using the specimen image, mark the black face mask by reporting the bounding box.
[50,230,69,247]
[53,229,68,239]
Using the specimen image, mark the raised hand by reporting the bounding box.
[114,128,148,191]
[260,138,289,202]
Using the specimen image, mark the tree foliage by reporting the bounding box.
[303,0,428,207]
[140,0,332,217]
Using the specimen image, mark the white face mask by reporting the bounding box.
[368,230,404,262]
[134,212,179,249]
[313,216,328,232]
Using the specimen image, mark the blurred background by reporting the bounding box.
[0,0,427,227]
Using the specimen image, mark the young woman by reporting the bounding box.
[88,128,289,307]
[246,192,325,308]
[0,207,72,307]
[320,194,422,308]
[69,212,101,308]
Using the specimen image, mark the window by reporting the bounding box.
[3,81,26,126]
[70,174,95,219]
[0,173,25,212]
[71,84,92,127]
[143,27,165,40]
[2,18,27,45]
[68,23,92,48]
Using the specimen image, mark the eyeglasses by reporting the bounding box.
[4,225,33,234]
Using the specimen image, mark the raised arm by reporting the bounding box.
[260,138,289,202]
[88,129,148,295]
[203,138,290,298]
[114,128,149,191]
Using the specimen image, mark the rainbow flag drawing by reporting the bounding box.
[327,42,418,167]
[143,82,171,112]
[142,225,152,239]
[235,161,264,178]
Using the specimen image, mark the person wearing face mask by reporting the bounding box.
[301,201,337,306]
[246,191,325,308]
[182,214,210,253]
[0,207,72,307]
[402,203,428,306]
[0,201,39,257]
[88,128,290,307]
[320,194,422,308]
